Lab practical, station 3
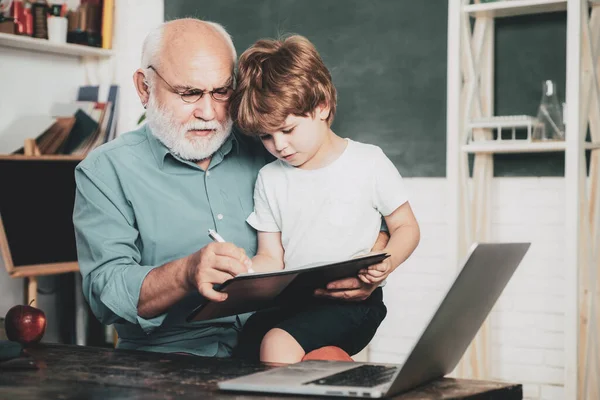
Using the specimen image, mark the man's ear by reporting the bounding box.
[133,69,150,108]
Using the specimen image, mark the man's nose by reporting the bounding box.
[192,94,217,121]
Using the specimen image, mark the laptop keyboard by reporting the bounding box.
[304,365,398,388]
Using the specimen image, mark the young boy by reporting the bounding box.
[229,35,420,364]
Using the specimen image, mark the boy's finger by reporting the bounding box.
[367,274,385,284]
[358,274,371,284]
[368,263,386,272]
[367,269,386,277]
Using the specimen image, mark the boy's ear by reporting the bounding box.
[317,103,331,121]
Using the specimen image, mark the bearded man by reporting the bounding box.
[73,18,385,357]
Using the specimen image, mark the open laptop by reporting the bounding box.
[218,242,530,398]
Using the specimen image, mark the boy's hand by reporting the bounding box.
[358,258,392,284]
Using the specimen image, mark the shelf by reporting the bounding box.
[0,155,85,161]
[0,32,113,58]
[464,0,600,18]
[469,115,537,129]
[462,141,600,154]
[463,0,567,18]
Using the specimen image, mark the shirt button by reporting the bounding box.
[206,171,211,177]
[217,214,224,220]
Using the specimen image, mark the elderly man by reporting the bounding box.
[73,18,384,357]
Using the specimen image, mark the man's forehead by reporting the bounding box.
[162,52,233,88]
[159,22,235,86]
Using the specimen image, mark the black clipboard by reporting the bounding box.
[186,252,390,322]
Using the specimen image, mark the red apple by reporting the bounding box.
[4,302,46,345]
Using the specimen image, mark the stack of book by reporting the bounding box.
[0,84,119,156]
[50,85,119,156]
[66,0,115,49]
[6,0,114,49]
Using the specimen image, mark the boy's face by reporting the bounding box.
[259,106,331,169]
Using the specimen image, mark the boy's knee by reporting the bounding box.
[260,328,304,363]
[262,328,294,347]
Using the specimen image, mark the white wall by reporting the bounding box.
[0,49,87,147]
[113,0,164,135]
[370,177,567,400]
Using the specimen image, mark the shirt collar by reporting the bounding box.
[145,124,171,169]
[145,124,241,170]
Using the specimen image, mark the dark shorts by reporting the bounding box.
[233,288,387,361]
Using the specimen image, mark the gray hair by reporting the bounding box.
[140,19,237,86]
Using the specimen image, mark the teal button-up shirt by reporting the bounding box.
[73,125,268,356]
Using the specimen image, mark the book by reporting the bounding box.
[60,109,99,155]
[36,117,76,155]
[77,86,100,102]
[77,84,119,142]
[101,0,114,49]
[105,85,119,141]
[186,252,390,322]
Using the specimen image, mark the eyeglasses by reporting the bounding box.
[147,65,234,103]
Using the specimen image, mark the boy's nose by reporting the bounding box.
[273,134,287,151]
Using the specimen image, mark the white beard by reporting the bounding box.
[145,95,233,161]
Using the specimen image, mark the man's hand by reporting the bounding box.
[314,276,378,302]
[186,242,252,302]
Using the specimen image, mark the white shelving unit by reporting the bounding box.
[447,1,600,399]
[463,0,568,17]
[463,141,600,153]
[0,32,113,58]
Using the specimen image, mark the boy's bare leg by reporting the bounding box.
[260,328,305,364]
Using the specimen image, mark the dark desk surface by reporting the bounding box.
[0,344,522,399]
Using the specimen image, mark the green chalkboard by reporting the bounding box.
[165,1,566,177]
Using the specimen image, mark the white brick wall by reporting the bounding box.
[369,177,567,400]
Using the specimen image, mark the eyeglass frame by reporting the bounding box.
[146,65,234,104]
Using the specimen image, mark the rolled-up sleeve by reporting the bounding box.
[73,164,166,334]
[246,171,280,232]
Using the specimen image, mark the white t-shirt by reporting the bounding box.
[247,139,408,270]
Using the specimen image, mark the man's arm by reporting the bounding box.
[136,257,189,320]
[137,242,250,318]
[74,165,249,331]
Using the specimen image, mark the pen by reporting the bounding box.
[207,229,254,273]
[208,228,226,243]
